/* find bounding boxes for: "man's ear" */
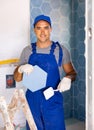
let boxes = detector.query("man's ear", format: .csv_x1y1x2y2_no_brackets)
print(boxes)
50,27,52,32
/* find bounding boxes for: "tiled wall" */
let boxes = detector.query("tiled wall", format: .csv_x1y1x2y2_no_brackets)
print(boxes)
30,0,85,121
71,0,85,121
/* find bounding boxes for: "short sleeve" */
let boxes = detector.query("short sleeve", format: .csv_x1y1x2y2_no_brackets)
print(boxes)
19,45,32,65
62,45,71,64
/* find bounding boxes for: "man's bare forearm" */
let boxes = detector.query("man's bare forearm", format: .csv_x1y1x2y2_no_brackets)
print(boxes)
66,69,77,82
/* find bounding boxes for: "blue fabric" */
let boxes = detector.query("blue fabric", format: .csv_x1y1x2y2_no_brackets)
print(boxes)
55,41,63,66
26,42,66,130
33,15,51,27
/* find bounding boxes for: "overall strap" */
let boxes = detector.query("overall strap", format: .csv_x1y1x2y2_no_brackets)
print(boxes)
50,42,56,54
31,43,36,54
55,42,63,66
31,42,63,66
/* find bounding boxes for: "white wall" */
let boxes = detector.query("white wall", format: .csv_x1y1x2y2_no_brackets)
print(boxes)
0,0,30,128
0,0,30,60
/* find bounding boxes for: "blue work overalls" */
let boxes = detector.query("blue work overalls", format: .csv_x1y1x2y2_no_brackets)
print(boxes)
26,42,66,130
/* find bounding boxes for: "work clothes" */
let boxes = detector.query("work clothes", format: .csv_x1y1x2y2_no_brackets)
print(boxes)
26,42,66,130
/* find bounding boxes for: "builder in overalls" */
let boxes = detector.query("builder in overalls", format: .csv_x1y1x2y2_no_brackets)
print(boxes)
14,15,77,130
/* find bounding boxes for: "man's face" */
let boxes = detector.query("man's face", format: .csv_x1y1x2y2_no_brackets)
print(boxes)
34,20,52,43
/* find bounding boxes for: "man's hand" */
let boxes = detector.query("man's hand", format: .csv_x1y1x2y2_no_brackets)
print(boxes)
18,64,34,75
57,77,71,92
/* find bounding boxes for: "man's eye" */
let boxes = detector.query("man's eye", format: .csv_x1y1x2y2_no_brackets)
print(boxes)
35,26,50,30
45,26,50,29
36,27,41,30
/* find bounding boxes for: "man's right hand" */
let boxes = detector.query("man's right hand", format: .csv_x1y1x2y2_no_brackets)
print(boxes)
57,77,71,92
18,64,34,75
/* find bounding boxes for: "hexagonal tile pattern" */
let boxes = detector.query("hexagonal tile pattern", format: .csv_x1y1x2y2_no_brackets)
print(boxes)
41,2,52,15
30,0,85,121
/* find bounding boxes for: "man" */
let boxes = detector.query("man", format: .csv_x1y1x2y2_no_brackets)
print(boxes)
14,14,77,130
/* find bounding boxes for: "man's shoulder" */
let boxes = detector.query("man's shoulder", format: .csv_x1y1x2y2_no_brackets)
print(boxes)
55,42,68,51
23,45,31,51
21,45,32,55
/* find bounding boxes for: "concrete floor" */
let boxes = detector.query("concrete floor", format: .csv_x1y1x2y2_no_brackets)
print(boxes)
0,118,85,130
65,118,85,130
20,118,85,130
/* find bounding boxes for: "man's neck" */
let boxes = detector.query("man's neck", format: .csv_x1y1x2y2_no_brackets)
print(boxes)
36,41,52,48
